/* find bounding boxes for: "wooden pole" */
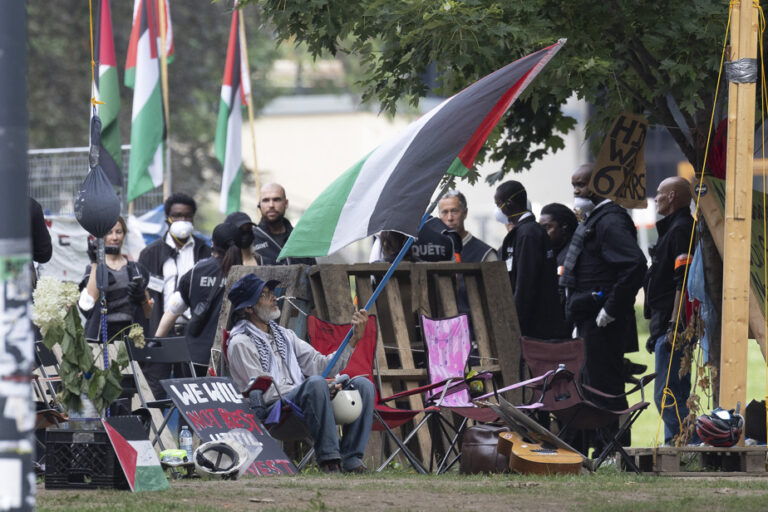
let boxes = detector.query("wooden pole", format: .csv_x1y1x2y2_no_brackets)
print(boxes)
237,3,262,217
720,0,758,425
157,0,171,198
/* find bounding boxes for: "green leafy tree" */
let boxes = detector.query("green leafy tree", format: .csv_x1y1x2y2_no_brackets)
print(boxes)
246,0,731,181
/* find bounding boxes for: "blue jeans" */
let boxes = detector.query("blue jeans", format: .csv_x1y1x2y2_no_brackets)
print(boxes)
284,375,374,470
654,334,692,443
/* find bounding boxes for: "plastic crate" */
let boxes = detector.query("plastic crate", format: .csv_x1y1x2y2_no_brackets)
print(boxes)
45,427,129,490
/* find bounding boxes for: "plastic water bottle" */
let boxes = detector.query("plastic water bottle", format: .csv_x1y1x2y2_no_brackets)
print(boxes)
179,426,194,461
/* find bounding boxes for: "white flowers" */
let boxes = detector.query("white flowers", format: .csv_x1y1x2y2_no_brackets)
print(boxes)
32,276,79,336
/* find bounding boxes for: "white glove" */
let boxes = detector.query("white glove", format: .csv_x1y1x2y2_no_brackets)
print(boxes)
595,307,615,328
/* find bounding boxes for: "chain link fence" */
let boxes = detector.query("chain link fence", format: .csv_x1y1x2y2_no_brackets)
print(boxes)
28,146,164,217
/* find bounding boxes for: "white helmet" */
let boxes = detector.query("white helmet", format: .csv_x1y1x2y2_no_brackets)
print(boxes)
332,389,362,425
194,438,255,480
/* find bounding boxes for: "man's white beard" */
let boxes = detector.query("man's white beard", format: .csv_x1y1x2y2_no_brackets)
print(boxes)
255,303,281,323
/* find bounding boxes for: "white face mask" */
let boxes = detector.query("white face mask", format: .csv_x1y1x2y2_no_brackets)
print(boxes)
169,220,194,240
494,207,510,225
573,197,595,221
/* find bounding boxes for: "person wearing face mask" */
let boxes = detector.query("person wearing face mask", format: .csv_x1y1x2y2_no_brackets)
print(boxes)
559,163,646,451
154,222,244,376
78,217,151,341
224,211,263,267
139,193,211,397
495,181,568,340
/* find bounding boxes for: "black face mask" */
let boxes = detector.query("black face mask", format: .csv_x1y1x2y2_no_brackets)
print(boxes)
105,245,120,255
237,229,255,249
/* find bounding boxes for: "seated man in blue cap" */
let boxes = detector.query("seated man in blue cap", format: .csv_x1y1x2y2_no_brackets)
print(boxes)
226,274,373,473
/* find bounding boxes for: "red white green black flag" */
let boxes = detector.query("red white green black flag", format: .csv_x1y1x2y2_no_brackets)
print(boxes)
124,0,173,202
278,40,566,260
215,8,250,214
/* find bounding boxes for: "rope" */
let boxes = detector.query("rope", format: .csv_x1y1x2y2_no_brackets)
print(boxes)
88,0,104,108
654,0,737,450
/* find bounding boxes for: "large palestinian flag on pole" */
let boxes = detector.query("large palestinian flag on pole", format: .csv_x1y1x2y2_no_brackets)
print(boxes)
103,416,169,492
92,0,122,187
215,9,250,214
124,0,170,202
278,40,566,260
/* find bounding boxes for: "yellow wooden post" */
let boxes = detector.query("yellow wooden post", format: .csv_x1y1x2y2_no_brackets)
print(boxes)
720,0,759,423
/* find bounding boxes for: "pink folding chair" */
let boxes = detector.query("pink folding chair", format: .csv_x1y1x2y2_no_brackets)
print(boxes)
420,314,551,473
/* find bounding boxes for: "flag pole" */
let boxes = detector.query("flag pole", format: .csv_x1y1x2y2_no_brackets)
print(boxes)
237,2,261,217
157,0,171,198
321,177,455,377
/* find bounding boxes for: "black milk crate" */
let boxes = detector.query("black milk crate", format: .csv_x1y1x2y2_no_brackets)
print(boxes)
45,428,129,490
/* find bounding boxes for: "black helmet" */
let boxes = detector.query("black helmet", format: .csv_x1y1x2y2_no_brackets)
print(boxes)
695,407,744,447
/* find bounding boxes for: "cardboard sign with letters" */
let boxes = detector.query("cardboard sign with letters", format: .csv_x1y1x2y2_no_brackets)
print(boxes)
590,111,648,209
161,377,297,476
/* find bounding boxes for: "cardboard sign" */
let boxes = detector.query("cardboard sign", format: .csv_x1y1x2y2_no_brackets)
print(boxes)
103,416,170,492
161,377,298,476
591,112,648,208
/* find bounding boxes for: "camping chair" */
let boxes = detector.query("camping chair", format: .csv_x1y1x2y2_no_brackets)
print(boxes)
519,336,656,472
33,341,63,412
307,315,459,474
419,314,553,473
124,336,197,450
221,328,316,471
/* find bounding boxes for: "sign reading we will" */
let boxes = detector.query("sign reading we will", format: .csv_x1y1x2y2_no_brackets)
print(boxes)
590,112,648,209
161,377,297,476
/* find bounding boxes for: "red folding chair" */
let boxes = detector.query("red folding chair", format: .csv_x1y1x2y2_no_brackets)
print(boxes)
307,315,454,473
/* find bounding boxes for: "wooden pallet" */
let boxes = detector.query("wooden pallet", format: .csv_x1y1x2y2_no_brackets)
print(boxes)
623,446,768,474
309,261,522,466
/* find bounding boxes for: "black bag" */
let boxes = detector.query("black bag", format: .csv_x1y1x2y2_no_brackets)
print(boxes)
187,276,224,338
459,424,510,474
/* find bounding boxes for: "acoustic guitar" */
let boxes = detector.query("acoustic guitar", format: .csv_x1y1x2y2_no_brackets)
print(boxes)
497,430,583,475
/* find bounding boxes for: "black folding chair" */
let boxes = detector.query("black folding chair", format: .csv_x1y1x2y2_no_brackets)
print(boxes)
125,336,197,450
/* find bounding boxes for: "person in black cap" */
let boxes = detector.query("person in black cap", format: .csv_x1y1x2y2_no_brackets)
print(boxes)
226,274,373,473
495,181,568,339
225,211,262,267
148,223,241,396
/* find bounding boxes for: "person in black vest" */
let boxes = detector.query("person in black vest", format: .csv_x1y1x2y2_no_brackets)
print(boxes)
644,176,697,444
253,183,316,266
438,190,497,262
78,217,151,341
496,181,568,340
154,223,242,378
139,193,211,397
560,163,646,411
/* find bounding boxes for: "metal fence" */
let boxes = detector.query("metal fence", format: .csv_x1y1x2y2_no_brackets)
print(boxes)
28,145,164,217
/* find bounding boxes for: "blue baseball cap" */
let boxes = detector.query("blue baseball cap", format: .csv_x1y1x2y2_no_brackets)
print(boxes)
227,274,280,312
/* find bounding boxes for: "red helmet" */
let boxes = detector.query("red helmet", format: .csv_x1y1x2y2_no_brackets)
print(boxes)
695,408,744,447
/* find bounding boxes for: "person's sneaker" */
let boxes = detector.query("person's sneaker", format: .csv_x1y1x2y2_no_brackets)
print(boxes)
318,460,341,473
343,464,368,474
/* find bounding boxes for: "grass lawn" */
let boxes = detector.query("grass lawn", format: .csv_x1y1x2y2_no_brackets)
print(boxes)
626,305,767,447
35,470,768,512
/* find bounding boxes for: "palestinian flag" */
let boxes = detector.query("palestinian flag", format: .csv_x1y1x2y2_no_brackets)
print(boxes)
279,40,565,260
125,0,174,87
92,0,122,187
215,9,250,214
103,416,169,492
125,0,167,202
